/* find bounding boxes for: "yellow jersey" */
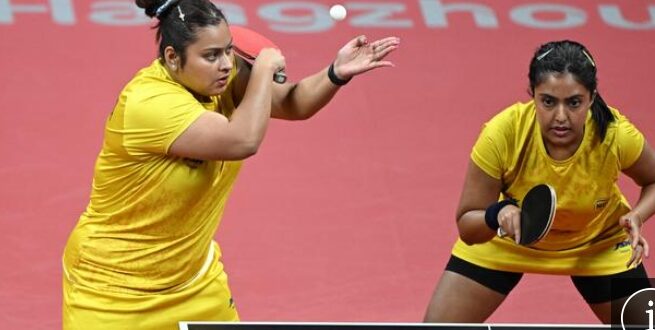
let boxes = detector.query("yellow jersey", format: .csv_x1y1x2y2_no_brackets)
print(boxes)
63,59,241,294
453,100,644,275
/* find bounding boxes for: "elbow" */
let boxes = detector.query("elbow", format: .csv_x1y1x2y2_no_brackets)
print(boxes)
212,139,261,161
293,114,313,121
283,109,314,121
455,216,481,246
220,146,258,161
243,145,260,158
229,128,266,159
295,110,316,121
458,230,485,245
235,141,260,159
459,235,478,246
457,227,476,245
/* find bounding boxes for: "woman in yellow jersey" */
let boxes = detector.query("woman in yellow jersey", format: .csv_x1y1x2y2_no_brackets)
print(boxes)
61,0,399,328
424,40,655,324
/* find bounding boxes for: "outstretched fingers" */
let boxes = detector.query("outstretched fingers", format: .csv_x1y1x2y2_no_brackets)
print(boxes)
626,236,649,268
370,38,400,58
370,37,400,50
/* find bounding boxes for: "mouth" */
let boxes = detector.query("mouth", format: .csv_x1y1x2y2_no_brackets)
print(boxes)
551,126,571,137
215,76,229,86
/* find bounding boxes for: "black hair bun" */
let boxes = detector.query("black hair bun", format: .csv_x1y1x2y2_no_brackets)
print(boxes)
135,0,163,18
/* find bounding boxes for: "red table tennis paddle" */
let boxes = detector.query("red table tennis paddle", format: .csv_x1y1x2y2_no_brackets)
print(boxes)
230,25,287,84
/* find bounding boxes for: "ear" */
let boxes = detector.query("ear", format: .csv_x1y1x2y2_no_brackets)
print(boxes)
163,46,179,70
590,90,597,104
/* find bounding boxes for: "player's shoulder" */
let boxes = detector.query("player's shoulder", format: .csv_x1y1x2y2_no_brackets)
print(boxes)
125,60,193,105
485,100,535,129
501,100,534,118
602,105,636,135
606,105,624,121
130,59,178,88
601,105,644,146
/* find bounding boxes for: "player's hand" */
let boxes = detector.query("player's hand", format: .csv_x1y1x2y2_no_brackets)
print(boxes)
254,48,286,74
497,204,522,244
332,35,400,81
619,211,650,268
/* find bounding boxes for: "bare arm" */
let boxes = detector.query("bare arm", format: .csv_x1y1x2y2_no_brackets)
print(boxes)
271,35,400,120
269,67,339,120
620,142,655,266
169,49,285,161
623,142,655,223
456,161,505,245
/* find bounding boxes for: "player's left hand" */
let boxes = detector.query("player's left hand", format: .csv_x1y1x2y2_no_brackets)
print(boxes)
332,35,400,81
619,211,650,268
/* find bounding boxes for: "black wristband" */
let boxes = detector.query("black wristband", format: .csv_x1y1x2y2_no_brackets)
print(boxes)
484,198,518,230
328,63,351,86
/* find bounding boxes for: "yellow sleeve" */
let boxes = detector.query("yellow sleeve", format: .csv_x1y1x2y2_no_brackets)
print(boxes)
122,84,206,157
615,113,645,169
470,106,516,180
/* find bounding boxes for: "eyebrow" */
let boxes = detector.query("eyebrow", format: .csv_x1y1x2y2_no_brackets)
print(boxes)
538,93,585,100
202,38,234,52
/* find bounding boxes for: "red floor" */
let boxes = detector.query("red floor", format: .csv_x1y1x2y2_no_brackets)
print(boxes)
1,1,654,328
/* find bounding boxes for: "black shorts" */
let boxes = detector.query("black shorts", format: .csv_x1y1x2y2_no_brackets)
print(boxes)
445,255,651,303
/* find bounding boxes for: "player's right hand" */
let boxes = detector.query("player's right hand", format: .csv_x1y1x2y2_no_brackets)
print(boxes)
255,48,286,75
497,204,522,244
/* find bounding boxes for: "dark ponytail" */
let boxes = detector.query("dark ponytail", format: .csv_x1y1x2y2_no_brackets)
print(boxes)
528,40,615,141
590,92,613,141
134,0,226,67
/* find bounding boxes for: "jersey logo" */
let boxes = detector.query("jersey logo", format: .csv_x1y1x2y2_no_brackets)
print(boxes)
183,158,204,168
594,198,609,210
614,240,631,251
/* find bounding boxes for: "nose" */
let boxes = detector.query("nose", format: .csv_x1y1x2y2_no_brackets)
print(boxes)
219,53,233,72
554,104,567,123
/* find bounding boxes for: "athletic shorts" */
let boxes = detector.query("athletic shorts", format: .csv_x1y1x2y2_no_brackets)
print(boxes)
445,254,651,303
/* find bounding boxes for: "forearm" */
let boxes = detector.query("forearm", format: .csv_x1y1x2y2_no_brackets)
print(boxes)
457,210,497,245
632,183,655,224
230,65,276,148
274,67,341,120
167,63,280,161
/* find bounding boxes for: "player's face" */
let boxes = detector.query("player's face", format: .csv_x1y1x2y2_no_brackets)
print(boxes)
177,22,234,97
534,72,593,157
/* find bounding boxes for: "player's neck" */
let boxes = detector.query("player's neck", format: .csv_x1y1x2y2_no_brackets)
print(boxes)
543,134,584,161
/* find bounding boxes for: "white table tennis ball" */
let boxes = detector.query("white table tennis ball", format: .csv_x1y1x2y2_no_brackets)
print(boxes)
329,4,347,21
